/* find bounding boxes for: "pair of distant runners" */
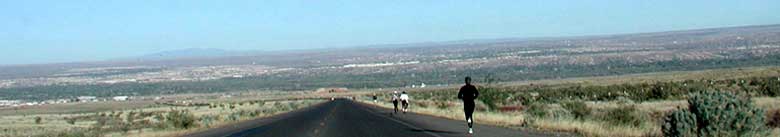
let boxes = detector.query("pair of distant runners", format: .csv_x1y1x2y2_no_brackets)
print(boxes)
391,90,410,113
389,77,479,134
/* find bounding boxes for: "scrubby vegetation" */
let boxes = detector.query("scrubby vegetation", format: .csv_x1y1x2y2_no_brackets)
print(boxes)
34,116,42,124
166,110,198,129
768,109,780,128
0,99,322,137
366,72,780,137
663,92,767,137
561,101,590,120
662,108,697,136
601,104,644,127
406,75,780,110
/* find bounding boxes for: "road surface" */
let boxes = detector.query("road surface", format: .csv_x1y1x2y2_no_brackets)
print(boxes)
189,99,570,137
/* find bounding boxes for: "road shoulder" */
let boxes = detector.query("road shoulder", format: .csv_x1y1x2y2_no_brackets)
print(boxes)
355,101,574,137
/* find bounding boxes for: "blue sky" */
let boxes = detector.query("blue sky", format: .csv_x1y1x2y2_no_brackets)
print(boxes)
1,0,778,65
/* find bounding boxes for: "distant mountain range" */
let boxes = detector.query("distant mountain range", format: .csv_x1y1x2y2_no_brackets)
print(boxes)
123,48,268,61
1,24,778,80
144,48,233,59
124,24,780,62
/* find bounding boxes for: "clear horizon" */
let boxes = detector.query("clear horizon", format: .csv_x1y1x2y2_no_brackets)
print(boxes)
2,0,779,65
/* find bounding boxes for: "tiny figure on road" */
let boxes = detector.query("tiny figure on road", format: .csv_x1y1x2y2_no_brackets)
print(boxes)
458,76,479,134
392,91,400,113
400,91,410,113
372,94,378,103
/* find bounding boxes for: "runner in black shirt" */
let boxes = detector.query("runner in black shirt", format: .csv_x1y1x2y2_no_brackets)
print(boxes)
457,76,479,134
391,91,400,113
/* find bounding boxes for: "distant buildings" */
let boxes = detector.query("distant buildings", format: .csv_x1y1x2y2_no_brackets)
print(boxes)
77,96,97,102
55,99,70,104
342,61,420,68
0,65,274,89
113,96,129,101
0,99,76,107
0,100,21,107
0,96,138,108
409,83,427,88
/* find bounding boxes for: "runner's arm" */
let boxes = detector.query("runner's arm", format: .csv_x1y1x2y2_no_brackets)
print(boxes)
457,87,464,99
473,86,479,100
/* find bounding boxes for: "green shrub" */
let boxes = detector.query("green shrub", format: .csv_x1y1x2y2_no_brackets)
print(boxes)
126,111,136,123
602,105,643,127
231,113,241,121
94,116,109,127
760,78,780,97
250,110,260,117
152,114,168,130
767,109,780,128
561,101,590,120
114,111,123,118
650,84,671,100
153,113,165,122
119,123,132,133
614,97,635,105
662,91,767,137
200,115,214,127
525,103,547,118
256,101,266,106
166,110,198,129
34,116,42,124
435,101,450,109
516,92,535,106
662,108,697,137
65,117,77,125
288,102,300,109
478,87,509,110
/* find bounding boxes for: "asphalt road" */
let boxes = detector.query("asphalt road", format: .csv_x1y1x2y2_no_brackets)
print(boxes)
189,99,570,137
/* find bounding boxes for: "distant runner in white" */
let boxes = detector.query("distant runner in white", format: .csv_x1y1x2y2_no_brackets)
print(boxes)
400,91,410,113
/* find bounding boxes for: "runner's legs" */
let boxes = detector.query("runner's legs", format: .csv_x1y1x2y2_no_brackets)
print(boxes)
392,100,399,113
402,100,409,112
464,101,475,128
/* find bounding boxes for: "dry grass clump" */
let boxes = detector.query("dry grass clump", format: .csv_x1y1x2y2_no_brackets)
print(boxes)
529,117,654,137
523,100,657,137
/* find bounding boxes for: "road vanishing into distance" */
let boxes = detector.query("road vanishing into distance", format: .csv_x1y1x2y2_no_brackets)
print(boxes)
189,99,569,137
